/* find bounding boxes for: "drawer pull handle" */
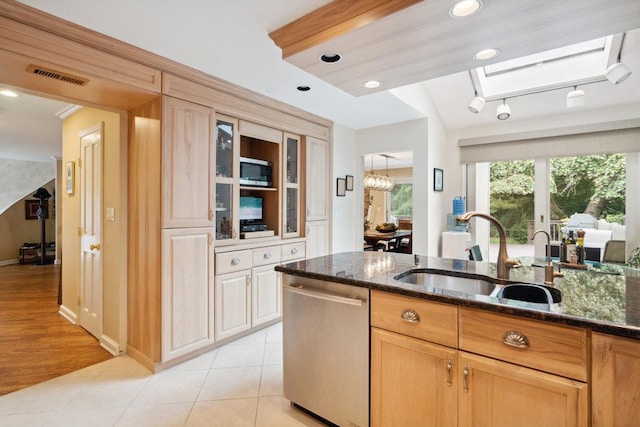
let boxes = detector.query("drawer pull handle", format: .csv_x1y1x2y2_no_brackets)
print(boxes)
400,309,420,323
264,252,272,259
446,359,453,386
231,257,241,265
502,331,530,349
463,366,469,393
291,247,297,254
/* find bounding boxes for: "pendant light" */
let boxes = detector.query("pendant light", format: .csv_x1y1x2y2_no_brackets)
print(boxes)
364,154,395,192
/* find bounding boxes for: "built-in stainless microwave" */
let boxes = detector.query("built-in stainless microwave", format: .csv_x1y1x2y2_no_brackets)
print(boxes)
239,157,272,187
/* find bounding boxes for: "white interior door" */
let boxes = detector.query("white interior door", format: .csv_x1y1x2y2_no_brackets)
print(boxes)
79,123,103,339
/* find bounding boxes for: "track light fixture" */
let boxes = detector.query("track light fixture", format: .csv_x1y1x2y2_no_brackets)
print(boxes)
467,70,485,113
496,99,510,120
566,86,585,108
605,62,632,85
605,32,632,85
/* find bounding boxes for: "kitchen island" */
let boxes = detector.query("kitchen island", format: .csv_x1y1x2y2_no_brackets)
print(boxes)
276,251,640,427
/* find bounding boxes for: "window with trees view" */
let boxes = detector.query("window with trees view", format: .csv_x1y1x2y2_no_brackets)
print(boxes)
389,179,412,219
489,154,626,246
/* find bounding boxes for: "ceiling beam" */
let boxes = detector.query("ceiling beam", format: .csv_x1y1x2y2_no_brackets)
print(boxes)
269,0,422,58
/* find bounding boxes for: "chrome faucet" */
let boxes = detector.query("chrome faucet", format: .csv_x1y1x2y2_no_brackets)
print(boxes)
457,211,521,280
531,229,564,286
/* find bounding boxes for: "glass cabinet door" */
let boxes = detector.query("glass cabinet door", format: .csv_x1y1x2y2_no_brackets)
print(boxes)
215,115,239,244
283,134,300,238
215,183,234,241
216,119,234,180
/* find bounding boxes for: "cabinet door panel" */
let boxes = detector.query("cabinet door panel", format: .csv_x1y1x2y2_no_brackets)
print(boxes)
305,221,328,259
215,271,251,340
162,96,213,228
251,264,281,326
592,333,640,427
459,352,588,427
305,136,328,221
161,228,214,361
371,328,457,427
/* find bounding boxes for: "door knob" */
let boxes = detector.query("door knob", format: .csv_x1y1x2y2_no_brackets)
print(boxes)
90,243,101,251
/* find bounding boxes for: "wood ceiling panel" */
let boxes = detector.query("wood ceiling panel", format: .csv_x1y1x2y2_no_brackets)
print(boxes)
277,0,640,96
268,0,422,58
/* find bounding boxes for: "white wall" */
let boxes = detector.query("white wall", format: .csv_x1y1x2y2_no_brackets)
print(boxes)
331,124,358,253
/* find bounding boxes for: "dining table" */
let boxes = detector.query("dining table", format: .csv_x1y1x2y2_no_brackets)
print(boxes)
363,230,412,250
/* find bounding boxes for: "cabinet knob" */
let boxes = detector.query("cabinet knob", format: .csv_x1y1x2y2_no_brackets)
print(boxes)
89,243,101,251
400,309,420,323
291,247,297,254
264,252,272,259
502,331,530,349
446,359,453,387
231,257,240,265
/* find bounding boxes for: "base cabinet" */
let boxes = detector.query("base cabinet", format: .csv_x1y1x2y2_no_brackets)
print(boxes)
592,333,640,427
161,228,215,361
251,264,281,327
371,291,589,427
371,328,457,427
459,352,588,427
214,270,252,341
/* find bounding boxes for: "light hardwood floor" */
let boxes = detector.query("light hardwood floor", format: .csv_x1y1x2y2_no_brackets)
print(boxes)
0,263,112,396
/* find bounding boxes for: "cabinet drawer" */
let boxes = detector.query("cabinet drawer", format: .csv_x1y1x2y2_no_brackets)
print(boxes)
371,290,457,348
252,246,282,267
216,250,252,274
281,242,305,261
459,308,588,381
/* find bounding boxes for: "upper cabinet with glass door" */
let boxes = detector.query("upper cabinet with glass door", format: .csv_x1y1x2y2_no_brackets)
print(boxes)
214,114,239,245
283,133,301,238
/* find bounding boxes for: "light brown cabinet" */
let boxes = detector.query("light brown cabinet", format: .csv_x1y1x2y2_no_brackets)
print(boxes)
371,291,589,427
592,332,640,427
162,96,214,228
371,327,457,427
459,351,588,426
161,227,215,361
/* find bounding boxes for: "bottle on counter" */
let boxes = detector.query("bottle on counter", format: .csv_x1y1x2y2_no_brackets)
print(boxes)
560,235,567,263
577,229,586,264
567,231,577,264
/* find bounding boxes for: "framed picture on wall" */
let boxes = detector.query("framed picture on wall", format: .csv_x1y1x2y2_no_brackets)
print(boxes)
66,161,75,195
337,178,346,196
434,168,443,192
25,199,48,220
346,175,354,191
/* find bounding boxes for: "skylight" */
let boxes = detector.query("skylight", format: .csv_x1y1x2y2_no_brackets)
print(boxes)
473,35,622,101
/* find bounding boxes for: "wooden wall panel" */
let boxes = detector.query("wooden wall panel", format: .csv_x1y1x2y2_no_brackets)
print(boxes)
127,97,163,363
0,16,160,93
163,73,330,140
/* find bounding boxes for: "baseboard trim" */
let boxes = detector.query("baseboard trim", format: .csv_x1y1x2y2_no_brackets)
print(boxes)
100,334,120,356
0,259,19,267
126,345,156,373
58,304,77,324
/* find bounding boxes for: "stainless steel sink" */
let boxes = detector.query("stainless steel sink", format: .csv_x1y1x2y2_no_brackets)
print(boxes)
394,270,562,311
394,271,497,296
496,283,562,305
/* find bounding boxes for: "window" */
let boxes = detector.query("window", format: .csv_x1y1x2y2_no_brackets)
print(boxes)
387,177,412,221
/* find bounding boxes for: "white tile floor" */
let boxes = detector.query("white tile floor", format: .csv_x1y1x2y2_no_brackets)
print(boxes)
0,323,326,427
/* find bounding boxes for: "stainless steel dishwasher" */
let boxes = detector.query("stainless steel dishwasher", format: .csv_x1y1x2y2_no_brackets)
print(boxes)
283,274,369,427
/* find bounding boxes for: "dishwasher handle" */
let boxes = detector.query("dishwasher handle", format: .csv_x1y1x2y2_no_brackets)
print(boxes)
284,284,363,306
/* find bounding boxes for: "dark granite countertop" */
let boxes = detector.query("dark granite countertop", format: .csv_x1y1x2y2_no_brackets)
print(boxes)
275,251,640,340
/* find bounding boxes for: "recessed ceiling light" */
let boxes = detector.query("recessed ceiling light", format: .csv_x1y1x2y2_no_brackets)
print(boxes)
0,89,18,97
473,48,500,61
296,86,311,92
364,80,381,89
320,52,342,63
449,0,482,18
